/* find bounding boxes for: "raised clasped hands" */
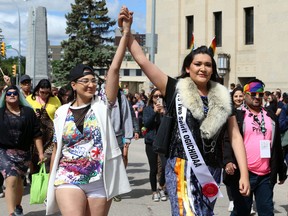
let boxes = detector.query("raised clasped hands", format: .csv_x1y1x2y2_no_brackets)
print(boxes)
118,6,133,34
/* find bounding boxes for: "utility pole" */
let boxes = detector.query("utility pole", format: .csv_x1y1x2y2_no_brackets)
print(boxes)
149,0,156,90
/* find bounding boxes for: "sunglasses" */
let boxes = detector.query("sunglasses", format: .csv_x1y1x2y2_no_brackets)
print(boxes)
6,91,19,96
153,94,163,99
246,92,264,98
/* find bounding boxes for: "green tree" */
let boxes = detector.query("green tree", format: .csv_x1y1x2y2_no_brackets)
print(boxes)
0,56,26,86
52,0,116,87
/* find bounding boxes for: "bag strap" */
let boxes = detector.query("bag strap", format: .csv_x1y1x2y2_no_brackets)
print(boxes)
166,90,177,116
117,89,123,130
39,163,47,175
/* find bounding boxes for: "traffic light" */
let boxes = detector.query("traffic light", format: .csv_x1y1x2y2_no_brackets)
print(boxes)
12,64,17,76
0,42,5,57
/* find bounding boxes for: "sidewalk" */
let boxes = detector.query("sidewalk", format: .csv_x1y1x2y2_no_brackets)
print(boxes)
0,138,287,215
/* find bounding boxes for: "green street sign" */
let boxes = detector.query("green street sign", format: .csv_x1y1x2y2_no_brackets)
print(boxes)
6,45,12,49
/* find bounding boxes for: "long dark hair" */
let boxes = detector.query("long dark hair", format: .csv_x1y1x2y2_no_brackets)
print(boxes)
177,46,219,82
231,86,243,107
147,88,160,106
31,79,53,100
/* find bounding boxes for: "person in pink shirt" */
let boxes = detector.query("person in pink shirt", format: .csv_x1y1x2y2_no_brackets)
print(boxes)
224,78,287,216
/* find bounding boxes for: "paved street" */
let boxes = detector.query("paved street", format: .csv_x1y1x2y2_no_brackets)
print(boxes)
1,138,288,215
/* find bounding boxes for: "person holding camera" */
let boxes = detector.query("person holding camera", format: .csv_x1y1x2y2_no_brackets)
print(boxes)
143,88,167,202
26,79,61,174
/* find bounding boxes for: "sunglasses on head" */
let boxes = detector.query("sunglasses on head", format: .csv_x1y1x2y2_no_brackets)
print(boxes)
153,94,163,99
246,92,264,98
6,91,19,96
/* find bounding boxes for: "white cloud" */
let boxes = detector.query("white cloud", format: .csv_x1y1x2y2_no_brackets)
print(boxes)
46,13,67,45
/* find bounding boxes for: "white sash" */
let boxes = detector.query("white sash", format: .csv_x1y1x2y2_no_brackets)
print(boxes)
175,93,222,202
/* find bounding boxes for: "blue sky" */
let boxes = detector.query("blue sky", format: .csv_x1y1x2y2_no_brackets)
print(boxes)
0,0,146,57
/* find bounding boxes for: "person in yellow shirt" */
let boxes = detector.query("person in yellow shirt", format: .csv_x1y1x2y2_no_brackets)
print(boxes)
26,79,61,174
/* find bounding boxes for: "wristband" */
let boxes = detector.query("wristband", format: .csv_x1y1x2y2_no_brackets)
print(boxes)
118,27,124,33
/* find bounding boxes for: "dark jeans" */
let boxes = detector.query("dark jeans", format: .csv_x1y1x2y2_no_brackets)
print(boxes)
145,143,167,192
225,185,233,201
230,172,274,216
0,173,3,188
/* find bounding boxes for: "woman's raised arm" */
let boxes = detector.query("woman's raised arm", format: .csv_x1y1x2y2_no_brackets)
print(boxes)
105,6,133,104
124,11,168,96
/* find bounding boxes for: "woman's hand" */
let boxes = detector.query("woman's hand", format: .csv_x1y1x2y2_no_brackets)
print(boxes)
238,175,250,197
225,162,237,175
154,103,164,113
35,108,42,118
3,75,11,86
38,153,46,164
34,137,45,164
118,6,133,33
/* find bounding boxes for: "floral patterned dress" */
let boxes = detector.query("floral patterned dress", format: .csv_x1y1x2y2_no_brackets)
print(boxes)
54,108,104,185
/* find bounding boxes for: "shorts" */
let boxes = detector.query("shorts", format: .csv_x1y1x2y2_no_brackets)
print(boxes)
55,179,106,198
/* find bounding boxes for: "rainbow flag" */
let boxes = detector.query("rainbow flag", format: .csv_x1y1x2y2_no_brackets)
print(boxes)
209,37,216,56
189,34,194,50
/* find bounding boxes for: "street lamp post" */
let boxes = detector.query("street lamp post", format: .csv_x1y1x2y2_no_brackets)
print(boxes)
17,5,21,81
11,0,22,85
32,7,36,88
217,53,231,84
149,0,156,91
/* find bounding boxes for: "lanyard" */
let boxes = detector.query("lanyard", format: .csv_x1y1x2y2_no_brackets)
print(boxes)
176,94,222,202
244,104,267,137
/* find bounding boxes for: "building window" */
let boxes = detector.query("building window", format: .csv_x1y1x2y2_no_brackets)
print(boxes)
124,69,129,76
97,69,106,76
214,12,222,47
245,7,254,45
136,69,142,76
186,16,194,49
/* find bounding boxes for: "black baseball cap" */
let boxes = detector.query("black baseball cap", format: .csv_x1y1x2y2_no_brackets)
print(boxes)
20,74,31,83
69,64,95,82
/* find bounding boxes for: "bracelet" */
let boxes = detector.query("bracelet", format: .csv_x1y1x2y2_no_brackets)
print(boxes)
122,32,131,37
118,27,124,33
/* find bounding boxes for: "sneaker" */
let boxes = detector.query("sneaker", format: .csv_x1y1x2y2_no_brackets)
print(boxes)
14,205,23,216
113,195,122,202
158,189,167,201
152,192,160,202
44,198,47,206
0,186,4,198
250,204,256,215
228,201,234,212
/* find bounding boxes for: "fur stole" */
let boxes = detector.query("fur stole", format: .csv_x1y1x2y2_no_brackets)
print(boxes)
176,77,232,139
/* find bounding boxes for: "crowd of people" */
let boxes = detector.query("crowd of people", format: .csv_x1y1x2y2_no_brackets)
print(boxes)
0,5,287,216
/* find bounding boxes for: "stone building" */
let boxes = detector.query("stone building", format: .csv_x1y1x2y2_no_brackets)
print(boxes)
146,0,288,92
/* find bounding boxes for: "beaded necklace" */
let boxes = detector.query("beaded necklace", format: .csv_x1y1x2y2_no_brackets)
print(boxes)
244,104,267,137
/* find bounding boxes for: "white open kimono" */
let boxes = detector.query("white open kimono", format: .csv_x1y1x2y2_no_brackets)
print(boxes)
46,97,131,215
